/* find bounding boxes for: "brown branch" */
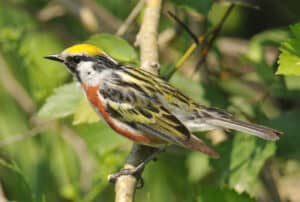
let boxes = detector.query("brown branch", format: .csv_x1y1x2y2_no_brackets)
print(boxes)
0,182,7,202
195,3,235,72
111,0,162,202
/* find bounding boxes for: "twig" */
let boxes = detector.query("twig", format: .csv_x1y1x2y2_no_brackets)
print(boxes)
0,182,7,202
112,0,162,201
116,0,146,37
195,4,235,72
260,160,282,202
167,11,199,45
170,3,234,77
37,2,66,21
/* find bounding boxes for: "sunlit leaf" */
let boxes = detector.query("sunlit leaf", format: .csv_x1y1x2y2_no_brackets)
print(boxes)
0,159,33,202
211,135,275,194
169,72,207,104
228,135,275,193
186,152,211,182
197,186,255,202
73,98,99,125
19,32,69,101
86,34,139,64
277,23,300,75
38,83,82,119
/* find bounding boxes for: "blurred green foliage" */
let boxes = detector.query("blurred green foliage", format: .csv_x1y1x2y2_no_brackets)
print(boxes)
0,0,300,202
277,24,300,75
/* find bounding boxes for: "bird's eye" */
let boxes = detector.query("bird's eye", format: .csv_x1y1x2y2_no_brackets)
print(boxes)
72,56,81,64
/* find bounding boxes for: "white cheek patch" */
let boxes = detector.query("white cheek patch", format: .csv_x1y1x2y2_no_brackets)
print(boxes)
77,61,98,85
77,61,94,73
77,61,114,86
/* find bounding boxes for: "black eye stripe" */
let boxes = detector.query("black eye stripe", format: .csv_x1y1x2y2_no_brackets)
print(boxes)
73,56,81,63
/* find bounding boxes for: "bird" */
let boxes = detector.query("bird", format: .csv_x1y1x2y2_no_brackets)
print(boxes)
45,44,282,159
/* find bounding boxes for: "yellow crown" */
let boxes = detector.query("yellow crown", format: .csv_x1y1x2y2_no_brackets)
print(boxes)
63,44,103,56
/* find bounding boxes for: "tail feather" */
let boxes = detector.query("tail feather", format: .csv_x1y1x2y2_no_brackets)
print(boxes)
206,118,283,141
182,135,220,158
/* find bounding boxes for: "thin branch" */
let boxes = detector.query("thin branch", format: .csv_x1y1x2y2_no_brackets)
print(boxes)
0,182,7,202
112,0,162,201
167,11,199,45
260,160,282,202
195,4,235,72
116,0,146,37
37,2,66,21
172,4,235,76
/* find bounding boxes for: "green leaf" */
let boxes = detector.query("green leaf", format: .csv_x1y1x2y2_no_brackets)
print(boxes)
229,136,275,193
169,72,207,104
197,186,256,202
19,32,69,101
159,64,176,80
73,98,99,125
0,159,34,202
38,83,82,119
86,34,139,64
0,86,28,136
137,153,194,202
267,109,300,159
186,152,211,182
277,23,300,75
74,123,127,157
211,135,275,194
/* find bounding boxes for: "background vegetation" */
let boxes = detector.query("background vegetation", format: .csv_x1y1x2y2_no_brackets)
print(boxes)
0,0,300,201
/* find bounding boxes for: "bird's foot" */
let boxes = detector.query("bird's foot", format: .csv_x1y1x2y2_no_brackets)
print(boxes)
108,147,166,188
108,165,145,188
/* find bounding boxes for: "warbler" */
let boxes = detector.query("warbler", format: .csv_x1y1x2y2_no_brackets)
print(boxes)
45,44,282,158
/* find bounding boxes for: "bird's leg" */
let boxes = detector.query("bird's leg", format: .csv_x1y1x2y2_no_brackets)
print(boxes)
108,147,166,188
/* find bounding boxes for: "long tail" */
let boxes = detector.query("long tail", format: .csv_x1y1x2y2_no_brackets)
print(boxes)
205,118,282,141
182,135,220,158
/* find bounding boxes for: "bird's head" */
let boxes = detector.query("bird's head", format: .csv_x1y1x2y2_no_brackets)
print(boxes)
45,44,118,82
